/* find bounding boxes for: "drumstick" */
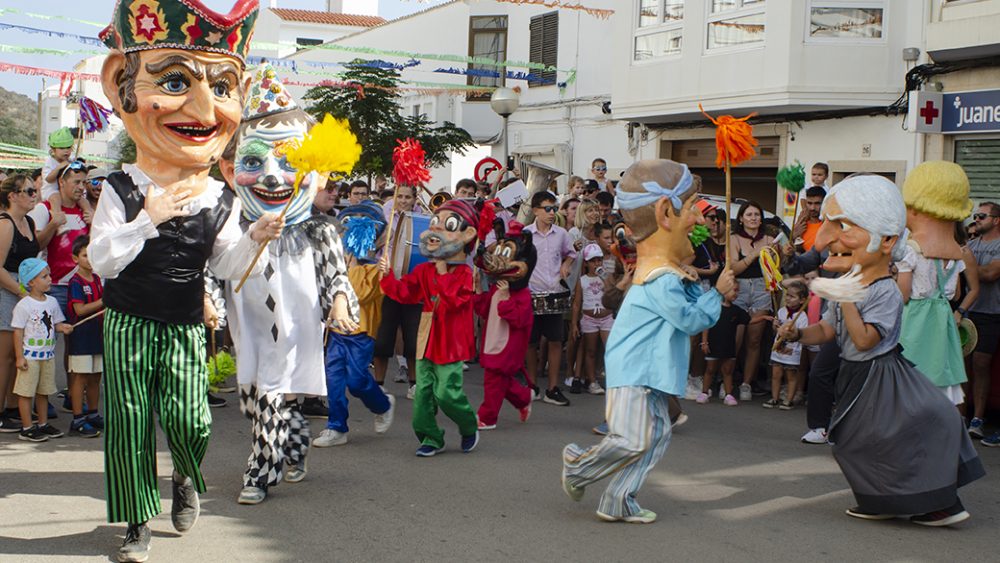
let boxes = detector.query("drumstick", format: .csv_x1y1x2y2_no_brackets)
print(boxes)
71,309,105,328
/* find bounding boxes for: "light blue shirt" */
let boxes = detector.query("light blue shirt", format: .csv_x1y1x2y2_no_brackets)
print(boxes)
606,271,722,395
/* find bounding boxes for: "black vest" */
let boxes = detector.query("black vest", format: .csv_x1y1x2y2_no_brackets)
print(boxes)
103,171,234,325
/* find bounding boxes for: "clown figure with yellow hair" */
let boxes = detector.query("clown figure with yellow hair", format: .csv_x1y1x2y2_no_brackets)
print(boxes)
217,64,359,506
897,161,979,404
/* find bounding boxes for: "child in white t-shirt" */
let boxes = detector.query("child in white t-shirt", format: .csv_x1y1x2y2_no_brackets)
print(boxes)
11,258,73,442
766,281,809,410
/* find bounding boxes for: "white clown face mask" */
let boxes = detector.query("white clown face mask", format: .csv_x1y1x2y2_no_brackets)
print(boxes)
233,119,316,225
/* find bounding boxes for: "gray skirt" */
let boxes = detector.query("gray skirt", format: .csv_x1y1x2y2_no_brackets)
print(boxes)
830,347,985,515
0,272,20,331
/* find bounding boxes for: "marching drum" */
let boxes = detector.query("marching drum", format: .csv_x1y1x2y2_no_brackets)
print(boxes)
389,211,432,277
531,291,572,315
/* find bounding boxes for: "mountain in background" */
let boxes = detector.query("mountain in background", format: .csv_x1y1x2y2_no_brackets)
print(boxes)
0,86,39,148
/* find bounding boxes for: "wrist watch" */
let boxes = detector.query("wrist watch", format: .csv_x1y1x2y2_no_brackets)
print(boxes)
958,307,968,318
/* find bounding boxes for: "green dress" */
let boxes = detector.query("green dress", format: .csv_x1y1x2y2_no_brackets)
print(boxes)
899,258,967,388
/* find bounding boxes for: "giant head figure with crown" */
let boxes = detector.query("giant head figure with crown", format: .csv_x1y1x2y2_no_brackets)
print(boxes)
99,0,259,190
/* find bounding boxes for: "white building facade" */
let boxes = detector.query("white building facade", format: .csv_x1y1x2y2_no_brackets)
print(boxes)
614,0,926,219
291,0,627,194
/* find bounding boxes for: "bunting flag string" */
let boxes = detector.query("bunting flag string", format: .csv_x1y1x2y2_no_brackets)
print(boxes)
0,60,498,97
0,23,104,46
0,21,577,80
0,43,105,57
0,8,104,28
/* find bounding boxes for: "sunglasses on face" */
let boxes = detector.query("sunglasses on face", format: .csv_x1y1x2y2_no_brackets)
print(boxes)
88,178,104,188
973,213,998,220
535,205,558,213
15,188,38,196
706,214,718,221
59,160,87,179
593,166,607,172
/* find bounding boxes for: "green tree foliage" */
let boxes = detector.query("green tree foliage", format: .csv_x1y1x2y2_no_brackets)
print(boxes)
303,60,474,180
0,86,40,148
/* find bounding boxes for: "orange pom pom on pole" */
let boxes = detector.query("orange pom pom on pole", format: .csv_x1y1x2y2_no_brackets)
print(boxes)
699,103,758,268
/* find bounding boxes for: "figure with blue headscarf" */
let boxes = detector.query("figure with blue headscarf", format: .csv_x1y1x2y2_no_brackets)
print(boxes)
561,160,736,524
314,201,396,448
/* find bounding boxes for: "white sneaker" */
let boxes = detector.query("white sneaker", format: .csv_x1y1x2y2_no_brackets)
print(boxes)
393,365,407,383
801,428,828,444
587,382,605,395
406,384,415,400
739,383,752,402
718,385,725,400
313,429,348,447
532,387,542,401
563,377,574,387
671,413,688,428
374,394,395,434
238,486,266,505
463,362,470,371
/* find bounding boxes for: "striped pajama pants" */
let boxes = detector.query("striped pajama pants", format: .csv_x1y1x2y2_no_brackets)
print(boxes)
563,386,672,518
103,309,211,524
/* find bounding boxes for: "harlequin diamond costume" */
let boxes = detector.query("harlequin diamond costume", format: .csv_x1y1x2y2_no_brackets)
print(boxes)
474,220,536,429
223,64,358,505
90,1,269,561
379,199,482,456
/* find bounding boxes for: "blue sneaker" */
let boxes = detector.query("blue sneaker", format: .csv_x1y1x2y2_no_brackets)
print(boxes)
461,431,480,453
592,421,608,436
415,445,444,457
968,417,985,439
86,412,104,430
70,418,100,438
982,432,1000,447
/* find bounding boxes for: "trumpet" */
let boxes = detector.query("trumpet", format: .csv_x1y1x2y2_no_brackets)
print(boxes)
418,185,453,211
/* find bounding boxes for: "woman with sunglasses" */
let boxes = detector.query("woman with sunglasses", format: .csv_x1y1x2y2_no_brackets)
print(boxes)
0,175,41,432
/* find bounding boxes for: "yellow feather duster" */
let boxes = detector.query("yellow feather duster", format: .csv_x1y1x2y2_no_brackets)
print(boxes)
286,114,362,188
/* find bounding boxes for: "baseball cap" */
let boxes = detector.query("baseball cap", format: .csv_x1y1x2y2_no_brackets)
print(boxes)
87,168,109,181
695,200,718,216
583,243,603,261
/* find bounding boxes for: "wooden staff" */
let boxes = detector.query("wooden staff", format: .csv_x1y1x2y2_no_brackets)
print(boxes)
234,176,303,293
71,309,105,328
773,308,806,351
381,187,402,274
724,156,733,269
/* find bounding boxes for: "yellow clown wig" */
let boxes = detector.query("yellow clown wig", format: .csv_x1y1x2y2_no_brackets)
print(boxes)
902,161,973,222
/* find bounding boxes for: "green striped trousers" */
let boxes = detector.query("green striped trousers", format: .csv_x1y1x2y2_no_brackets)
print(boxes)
103,309,211,524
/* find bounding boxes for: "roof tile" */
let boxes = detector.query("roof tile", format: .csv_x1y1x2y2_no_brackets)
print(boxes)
270,8,385,27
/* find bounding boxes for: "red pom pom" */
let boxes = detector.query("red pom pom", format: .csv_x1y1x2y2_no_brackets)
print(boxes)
477,199,498,242
392,138,432,187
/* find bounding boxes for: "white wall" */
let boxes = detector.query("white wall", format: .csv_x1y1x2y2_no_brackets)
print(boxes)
613,0,922,121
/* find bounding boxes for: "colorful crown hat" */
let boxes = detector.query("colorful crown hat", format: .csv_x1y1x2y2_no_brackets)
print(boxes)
99,0,259,65
243,63,297,121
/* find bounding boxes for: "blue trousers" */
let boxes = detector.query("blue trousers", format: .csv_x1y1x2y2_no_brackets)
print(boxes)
325,333,391,433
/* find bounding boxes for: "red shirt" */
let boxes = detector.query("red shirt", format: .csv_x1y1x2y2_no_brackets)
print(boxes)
40,202,89,285
380,262,474,365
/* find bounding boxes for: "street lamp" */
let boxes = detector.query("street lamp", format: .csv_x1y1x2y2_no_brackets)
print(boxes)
490,87,520,179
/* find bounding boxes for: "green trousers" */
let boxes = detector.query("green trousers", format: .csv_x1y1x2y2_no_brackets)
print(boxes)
412,359,478,448
103,309,211,524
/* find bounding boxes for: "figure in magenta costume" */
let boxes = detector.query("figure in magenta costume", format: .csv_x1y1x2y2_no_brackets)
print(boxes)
89,1,283,561
474,219,536,429
217,63,360,506
777,174,984,526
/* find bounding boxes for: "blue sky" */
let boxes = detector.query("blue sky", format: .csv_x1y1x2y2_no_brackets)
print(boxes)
0,0,448,98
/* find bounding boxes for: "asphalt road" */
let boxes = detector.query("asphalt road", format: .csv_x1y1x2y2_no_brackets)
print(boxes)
1,369,997,563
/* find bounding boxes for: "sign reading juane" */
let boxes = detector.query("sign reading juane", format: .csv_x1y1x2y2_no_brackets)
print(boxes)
914,89,1000,134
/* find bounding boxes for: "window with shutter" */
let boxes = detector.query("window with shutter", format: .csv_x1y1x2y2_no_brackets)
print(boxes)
467,16,508,101
529,12,558,87
955,139,1000,203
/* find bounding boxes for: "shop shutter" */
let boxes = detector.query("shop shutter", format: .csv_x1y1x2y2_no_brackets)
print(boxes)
955,139,1000,202
529,12,558,87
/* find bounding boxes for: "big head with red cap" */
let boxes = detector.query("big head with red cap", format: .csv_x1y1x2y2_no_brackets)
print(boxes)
419,198,480,262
